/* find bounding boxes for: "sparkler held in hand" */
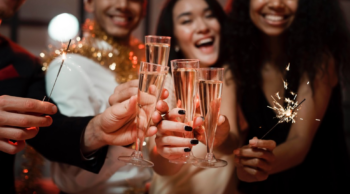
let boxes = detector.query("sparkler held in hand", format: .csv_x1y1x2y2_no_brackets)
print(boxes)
44,39,72,102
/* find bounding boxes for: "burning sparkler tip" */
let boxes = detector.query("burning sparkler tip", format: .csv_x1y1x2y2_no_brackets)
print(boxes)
286,63,290,71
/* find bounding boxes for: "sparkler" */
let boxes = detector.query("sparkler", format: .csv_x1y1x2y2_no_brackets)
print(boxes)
43,39,72,102
260,63,306,139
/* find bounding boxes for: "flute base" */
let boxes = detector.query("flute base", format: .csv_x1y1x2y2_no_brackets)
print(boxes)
192,154,227,168
169,151,198,164
118,151,154,168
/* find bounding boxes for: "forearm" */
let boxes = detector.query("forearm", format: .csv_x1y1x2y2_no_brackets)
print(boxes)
269,136,310,174
214,132,239,155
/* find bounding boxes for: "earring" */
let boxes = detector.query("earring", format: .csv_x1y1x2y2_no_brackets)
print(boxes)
175,45,180,52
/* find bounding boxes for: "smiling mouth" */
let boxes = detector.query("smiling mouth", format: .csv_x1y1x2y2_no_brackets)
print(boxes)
110,15,132,26
262,14,290,23
195,37,214,49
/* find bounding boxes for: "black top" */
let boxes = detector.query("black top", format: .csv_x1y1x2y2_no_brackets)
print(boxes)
238,74,350,193
0,35,108,194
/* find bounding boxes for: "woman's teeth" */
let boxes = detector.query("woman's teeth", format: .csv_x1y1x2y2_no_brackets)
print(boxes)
196,38,214,47
265,15,285,21
112,16,128,22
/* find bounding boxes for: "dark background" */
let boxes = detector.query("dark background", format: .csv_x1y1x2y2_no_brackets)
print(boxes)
0,0,349,193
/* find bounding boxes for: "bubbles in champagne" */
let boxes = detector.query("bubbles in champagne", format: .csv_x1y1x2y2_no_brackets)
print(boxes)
173,68,198,123
198,80,223,153
145,43,170,66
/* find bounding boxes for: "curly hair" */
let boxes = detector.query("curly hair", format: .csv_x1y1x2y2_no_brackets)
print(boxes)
155,0,229,67
226,0,350,94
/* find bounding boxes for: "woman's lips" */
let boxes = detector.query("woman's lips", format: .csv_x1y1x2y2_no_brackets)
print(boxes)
198,44,215,54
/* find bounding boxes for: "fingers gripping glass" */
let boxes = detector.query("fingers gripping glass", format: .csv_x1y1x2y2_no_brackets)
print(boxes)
118,62,169,167
192,68,227,168
169,59,200,164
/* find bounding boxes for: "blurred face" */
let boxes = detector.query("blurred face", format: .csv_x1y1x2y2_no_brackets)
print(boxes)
0,0,26,19
250,0,298,36
173,0,221,67
85,0,144,38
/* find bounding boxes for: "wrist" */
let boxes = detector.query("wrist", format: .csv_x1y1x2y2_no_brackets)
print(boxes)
81,114,106,154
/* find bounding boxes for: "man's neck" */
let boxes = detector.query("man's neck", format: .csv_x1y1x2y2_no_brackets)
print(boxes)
112,35,131,46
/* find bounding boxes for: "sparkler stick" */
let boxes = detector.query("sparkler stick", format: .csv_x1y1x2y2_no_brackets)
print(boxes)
261,98,306,139
44,39,72,102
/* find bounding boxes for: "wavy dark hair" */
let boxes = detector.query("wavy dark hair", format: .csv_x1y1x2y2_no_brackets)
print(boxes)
155,0,229,67
226,0,350,94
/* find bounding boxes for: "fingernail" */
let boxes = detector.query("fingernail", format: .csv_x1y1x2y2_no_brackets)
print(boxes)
184,126,193,131
190,139,199,144
201,116,205,121
249,138,257,146
178,110,186,115
184,148,191,152
233,149,240,155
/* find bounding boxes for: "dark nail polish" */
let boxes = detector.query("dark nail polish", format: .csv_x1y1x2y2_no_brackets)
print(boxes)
201,116,205,121
190,139,199,144
184,126,193,131
178,110,186,115
184,148,191,152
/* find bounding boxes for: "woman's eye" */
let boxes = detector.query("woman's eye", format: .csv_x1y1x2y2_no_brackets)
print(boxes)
205,14,215,18
181,20,191,24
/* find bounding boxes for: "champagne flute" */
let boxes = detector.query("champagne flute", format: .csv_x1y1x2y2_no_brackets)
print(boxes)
169,59,200,164
192,68,227,168
145,35,171,66
118,62,169,167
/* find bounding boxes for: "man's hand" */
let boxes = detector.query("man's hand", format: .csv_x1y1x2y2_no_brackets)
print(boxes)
0,95,57,154
234,137,276,182
82,80,169,153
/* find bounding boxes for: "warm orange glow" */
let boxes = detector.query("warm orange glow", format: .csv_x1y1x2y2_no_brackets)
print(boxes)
23,169,28,173
138,44,145,49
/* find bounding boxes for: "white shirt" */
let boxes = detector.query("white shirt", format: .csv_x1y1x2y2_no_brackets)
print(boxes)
46,51,155,194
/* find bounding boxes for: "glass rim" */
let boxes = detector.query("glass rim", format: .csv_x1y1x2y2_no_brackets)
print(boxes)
197,67,224,71
171,59,199,63
145,35,171,40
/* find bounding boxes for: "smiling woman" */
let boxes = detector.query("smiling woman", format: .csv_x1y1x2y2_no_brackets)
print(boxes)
147,0,245,194
227,0,350,193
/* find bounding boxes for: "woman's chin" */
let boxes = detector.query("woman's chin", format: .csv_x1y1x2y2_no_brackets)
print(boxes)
198,58,218,67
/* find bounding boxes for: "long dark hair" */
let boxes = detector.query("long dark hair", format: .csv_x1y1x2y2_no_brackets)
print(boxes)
226,0,350,93
156,0,229,67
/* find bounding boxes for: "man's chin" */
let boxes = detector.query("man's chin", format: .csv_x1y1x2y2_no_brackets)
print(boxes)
105,28,131,39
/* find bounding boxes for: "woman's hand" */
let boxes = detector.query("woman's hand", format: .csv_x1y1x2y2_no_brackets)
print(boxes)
234,137,276,182
194,114,230,149
154,108,203,160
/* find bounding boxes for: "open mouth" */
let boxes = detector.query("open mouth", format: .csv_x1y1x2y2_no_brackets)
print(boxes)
195,37,214,49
